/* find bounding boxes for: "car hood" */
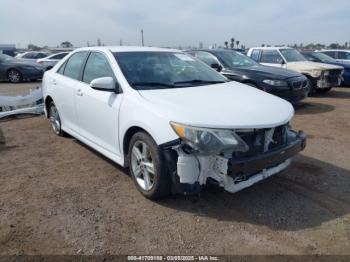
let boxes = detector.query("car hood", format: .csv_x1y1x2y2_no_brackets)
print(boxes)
287,61,344,71
224,65,301,80
138,82,294,129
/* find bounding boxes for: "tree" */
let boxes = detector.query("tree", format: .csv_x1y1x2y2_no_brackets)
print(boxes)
236,40,240,49
224,41,229,48
60,41,73,48
230,38,235,48
27,43,40,51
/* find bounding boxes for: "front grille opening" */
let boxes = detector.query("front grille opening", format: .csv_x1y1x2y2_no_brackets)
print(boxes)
234,125,288,159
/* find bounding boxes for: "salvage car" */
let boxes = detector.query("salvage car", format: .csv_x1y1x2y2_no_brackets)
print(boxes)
0,54,44,83
186,49,309,104
37,52,70,71
247,47,344,93
301,51,350,86
42,46,306,199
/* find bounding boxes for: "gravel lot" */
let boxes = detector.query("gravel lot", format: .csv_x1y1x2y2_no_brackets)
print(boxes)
0,82,350,255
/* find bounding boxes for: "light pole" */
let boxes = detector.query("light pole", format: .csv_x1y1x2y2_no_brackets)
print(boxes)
141,29,144,46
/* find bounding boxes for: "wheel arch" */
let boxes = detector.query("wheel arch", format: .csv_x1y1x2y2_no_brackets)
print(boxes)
122,126,154,166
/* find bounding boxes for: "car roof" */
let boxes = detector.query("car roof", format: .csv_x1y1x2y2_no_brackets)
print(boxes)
249,46,292,50
319,49,350,52
74,46,180,53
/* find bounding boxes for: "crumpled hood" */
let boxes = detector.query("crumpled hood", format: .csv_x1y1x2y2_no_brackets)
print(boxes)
287,61,344,72
138,82,294,129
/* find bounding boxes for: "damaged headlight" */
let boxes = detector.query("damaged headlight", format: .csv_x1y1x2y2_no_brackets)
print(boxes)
170,122,249,154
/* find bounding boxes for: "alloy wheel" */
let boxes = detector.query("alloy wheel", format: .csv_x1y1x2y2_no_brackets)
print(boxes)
49,105,61,135
131,141,155,191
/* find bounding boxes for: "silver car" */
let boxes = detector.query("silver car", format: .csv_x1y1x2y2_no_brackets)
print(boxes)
36,52,69,70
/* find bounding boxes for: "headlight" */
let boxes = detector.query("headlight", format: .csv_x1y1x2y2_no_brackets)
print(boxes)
311,70,322,78
262,80,288,86
170,122,249,154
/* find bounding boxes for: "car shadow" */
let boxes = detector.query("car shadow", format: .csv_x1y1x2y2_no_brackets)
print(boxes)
312,88,350,99
294,102,335,115
156,154,350,231
71,138,350,232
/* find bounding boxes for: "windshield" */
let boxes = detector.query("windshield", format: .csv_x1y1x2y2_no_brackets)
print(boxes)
280,49,307,62
312,52,336,63
113,52,226,90
214,50,257,67
0,54,15,62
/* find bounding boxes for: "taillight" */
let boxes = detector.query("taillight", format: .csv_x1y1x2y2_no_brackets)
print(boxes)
37,60,43,64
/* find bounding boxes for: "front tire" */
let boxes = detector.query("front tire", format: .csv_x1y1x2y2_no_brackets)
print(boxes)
7,69,22,83
128,132,171,199
48,102,64,136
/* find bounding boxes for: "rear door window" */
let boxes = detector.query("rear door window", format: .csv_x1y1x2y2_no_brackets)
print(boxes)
338,51,350,60
62,52,88,80
250,49,261,61
260,50,284,64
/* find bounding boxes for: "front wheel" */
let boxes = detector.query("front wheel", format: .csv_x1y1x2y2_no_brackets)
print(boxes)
128,132,171,199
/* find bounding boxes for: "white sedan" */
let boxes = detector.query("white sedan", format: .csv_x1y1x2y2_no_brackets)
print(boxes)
42,46,306,199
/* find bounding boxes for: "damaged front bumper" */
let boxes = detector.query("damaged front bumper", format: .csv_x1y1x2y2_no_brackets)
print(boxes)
0,88,44,119
163,129,306,195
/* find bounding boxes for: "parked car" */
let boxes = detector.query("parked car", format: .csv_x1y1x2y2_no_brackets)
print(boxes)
186,49,309,104
0,54,44,83
15,51,50,61
301,51,350,86
318,50,350,62
42,46,306,199
247,47,344,93
37,52,70,71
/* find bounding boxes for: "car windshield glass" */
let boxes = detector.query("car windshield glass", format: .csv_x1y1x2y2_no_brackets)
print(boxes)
215,50,257,67
113,52,226,90
0,54,14,62
280,49,307,62
312,52,336,63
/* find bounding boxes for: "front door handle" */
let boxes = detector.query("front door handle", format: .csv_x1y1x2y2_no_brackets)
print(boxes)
76,89,83,96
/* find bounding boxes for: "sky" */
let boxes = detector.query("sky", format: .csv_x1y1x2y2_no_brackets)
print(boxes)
1,0,349,48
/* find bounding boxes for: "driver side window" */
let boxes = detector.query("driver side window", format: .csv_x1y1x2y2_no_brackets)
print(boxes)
260,50,284,64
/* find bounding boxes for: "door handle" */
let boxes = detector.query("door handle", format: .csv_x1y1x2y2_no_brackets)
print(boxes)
52,79,57,85
76,89,83,96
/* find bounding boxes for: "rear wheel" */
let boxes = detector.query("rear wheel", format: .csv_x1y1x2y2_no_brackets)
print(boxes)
48,102,63,136
7,69,22,83
128,132,171,199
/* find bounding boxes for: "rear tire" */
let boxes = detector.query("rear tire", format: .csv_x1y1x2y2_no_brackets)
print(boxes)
128,132,171,199
48,102,64,136
7,69,22,83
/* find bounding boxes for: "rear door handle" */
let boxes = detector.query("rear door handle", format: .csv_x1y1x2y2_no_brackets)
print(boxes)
52,79,57,85
76,89,83,96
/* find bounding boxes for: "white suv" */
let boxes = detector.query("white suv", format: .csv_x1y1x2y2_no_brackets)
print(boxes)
42,46,306,199
247,47,344,93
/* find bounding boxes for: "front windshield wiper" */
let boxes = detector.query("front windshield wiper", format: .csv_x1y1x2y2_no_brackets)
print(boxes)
130,81,175,89
173,79,226,86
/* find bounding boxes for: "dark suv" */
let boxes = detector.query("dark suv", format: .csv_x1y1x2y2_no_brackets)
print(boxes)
186,49,309,104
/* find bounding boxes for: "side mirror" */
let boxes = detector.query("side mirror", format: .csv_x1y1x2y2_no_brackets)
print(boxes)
90,77,119,93
210,63,223,72
280,60,286,65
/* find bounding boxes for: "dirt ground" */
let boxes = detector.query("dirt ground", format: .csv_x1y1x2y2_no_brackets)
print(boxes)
0,82,349,255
